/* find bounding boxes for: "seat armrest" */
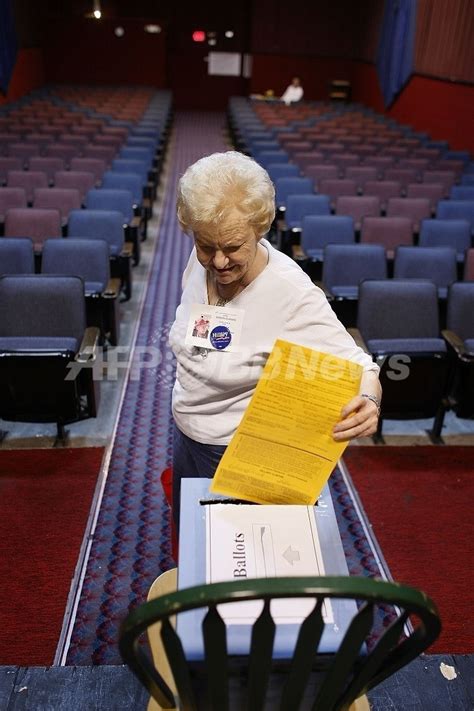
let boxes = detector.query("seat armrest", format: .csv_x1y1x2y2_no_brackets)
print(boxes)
292,244,307,260
348,328,370,353
442,329,472,361
314,280,333,300
121,242,134,259
103,277,121,299
130,215,141,229
76,327,100,362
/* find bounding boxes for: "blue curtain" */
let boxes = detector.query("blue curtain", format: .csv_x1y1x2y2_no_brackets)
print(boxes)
0,0,18,95
376,0,418,108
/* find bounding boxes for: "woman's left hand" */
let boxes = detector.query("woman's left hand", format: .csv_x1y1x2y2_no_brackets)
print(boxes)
332,395,379,441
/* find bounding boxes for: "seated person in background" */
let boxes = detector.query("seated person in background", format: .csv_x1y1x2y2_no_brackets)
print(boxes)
281,77,304,105
169,151,381,526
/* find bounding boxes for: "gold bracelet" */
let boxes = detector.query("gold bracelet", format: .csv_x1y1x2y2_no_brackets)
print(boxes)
361,393,381,416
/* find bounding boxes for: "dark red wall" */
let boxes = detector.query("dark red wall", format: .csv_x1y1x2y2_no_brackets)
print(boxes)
351,61,474,154
44,18,166,87
0,48,44,105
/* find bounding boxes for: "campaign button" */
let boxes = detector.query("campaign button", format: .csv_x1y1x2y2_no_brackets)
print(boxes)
210,325,232,350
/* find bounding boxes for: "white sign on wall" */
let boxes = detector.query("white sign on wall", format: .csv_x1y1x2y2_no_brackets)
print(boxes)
208,52,241,76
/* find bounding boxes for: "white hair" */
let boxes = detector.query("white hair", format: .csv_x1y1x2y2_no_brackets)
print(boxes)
177,151,275,237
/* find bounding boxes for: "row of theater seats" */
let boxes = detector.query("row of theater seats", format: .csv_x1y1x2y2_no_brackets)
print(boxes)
227,97,474,438
0,86,172,440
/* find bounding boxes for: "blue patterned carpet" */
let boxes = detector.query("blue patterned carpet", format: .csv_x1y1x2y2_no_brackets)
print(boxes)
66,112,385,665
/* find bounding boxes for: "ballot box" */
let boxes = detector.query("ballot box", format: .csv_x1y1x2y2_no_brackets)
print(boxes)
177,477,357,661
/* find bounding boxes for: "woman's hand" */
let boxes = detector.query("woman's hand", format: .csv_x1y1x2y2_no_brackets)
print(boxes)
332,394,379,441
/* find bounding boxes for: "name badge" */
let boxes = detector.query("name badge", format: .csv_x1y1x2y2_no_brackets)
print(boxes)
185,303,244,353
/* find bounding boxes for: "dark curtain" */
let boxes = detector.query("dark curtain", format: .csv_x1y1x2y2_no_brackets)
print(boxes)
0,0,18,94
376,0,418,107
415,0,474,83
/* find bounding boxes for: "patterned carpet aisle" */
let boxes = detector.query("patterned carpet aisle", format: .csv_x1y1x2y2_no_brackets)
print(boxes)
66,113,385,665
66,112,229,664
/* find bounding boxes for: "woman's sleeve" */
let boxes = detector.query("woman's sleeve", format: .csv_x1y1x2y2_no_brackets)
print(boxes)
281,284,379,373
181,247,197,290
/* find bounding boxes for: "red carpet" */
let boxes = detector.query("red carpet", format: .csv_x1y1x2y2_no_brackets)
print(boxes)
344,446,474,654
0,447,104,665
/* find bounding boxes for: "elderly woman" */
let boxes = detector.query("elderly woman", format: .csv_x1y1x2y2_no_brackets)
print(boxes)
169,151,381,524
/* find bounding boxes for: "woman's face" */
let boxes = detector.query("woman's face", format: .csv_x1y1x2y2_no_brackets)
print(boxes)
194,213,260,286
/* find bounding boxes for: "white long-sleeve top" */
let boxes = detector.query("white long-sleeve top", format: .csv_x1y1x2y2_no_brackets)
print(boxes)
281,85,304,105
169,240,378,445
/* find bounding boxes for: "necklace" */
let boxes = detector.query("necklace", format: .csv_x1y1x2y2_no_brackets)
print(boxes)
215,296,228,307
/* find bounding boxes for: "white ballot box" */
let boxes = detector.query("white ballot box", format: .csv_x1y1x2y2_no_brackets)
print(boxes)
178,478,357,661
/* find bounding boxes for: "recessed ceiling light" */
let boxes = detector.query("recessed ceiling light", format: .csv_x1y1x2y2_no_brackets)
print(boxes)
225,31,234,38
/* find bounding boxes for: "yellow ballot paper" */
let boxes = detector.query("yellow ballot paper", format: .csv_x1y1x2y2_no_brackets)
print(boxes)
210,339,362,505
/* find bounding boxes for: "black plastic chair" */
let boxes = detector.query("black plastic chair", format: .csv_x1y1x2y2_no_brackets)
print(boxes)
0,274,100,441
351,279,451,442
119,575,440,711
42,238,121,345
442,282,474,420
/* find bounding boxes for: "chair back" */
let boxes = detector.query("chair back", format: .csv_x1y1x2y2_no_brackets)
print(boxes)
119,576,440,711
0,238,34,274
42,238,110,292
323,244,387,290
446,282,474,341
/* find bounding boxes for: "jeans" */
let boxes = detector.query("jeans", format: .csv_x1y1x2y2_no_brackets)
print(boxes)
172,423,227,531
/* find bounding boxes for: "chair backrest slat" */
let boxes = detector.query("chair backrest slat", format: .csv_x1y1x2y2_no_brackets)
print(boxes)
311,602,374,711
203,605,229,711
161,617,196,709
279,599,325,711
247,599,275,711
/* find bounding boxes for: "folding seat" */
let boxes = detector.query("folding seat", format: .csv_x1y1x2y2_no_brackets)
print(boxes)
101,171,152,233
344,166,378,193
291,151,324,170
461,174,474,186
406,183,444,213
7,143,40,167
68,209,133,301
42,238,120,345
266,163,300,183
284,141,313,157
362,180,402,211
299,214,354,262
321,243,387,326
254,150,289,169
83,144,116,166
24,133,53,151
441,282,474,422
70,158,106,185
335,195,381,231
386,197,431,233
33,188,81,226
414,147,442,162
364,156,395,179
435,159,465,180
54,170,95,204
360,216,413,258
383,146,409,161
250,140,280,155
0,274,99,441
394,245,457,299
333,153,359,176
111,158,153,198
451,186,474,201
422,170,455,198
319,179,357,210
0,157,22,184
44,143,79,167
384,168,417,194
0,187,27,230
464,249,474,280
4,207,62,251
444,150,471,164
28,157,66,185
6,170,48,205
303,164,338,190
119,146,159,181
419,219,471,263
274,176,314,211
437,200,474,235
58,135,88,151
397,158,430,180
85,188,141,265
353,279,450,442
0,238,34,274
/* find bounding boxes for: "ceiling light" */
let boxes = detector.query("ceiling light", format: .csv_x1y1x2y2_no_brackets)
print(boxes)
145,24,162,34
225,31,234,38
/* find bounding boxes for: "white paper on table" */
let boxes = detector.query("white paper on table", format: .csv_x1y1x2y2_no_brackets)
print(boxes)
205,504,333,624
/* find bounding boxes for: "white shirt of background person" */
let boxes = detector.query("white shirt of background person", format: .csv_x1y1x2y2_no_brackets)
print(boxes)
281,77,304,105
